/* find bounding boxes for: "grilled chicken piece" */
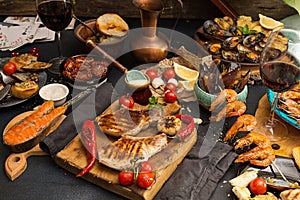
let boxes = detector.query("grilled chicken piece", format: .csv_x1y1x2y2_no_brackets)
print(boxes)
96,108,164,137
98,133,168,170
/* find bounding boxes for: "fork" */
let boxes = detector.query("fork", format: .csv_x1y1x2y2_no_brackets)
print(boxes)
0,69,16,84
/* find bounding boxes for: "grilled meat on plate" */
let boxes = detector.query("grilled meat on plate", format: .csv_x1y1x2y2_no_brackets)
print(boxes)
96,108,164,137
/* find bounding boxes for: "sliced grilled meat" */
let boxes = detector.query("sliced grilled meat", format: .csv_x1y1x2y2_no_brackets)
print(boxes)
96,108,164,137
98,133,168,170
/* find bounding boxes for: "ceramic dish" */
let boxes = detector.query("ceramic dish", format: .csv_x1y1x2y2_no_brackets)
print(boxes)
194,80,248,110
194,26,288,68
39,83,69,106
0,57,47,108
267,89,300,129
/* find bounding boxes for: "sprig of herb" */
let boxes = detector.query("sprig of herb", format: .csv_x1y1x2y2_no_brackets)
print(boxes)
237,25,257,35
148,96,163,109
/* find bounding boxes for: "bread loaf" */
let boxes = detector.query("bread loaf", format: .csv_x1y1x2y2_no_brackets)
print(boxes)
11,80,39,99
96,13,129,37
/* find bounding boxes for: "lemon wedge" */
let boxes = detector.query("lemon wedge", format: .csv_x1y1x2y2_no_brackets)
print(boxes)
258,14,284,30
174,62,199,81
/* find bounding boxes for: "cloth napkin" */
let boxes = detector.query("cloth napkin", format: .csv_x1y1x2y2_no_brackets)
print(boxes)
155,137,238,200
40,82,116,157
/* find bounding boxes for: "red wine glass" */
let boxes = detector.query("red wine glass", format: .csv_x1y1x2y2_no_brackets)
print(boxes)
36,0,73,74
259,28,300,142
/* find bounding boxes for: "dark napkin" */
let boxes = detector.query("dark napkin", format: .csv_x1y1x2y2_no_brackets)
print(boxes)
155,137,238,200
40,82,115,158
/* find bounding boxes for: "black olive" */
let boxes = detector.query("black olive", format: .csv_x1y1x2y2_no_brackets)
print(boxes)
272,144,280,150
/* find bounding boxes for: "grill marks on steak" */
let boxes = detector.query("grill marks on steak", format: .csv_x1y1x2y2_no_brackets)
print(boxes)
96,108,163,137
98,134,168,170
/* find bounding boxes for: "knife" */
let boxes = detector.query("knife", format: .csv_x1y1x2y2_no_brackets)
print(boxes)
0,84,11,102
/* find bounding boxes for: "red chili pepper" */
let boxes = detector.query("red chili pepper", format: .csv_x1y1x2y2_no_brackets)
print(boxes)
175,114,195,142
76,120,97,177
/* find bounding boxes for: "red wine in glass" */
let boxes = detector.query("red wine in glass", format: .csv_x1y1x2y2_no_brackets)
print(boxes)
261,61,300,93
36,0,73,74
260,60,300,142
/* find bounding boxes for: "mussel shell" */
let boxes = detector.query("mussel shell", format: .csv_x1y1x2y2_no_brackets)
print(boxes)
243,32,265,47
229,26,242,35
221,50,241,62
237,44,260,63
207,43,222,54
214,17,231,30
223,16,235,27
203,20,220,35
222,36,243,50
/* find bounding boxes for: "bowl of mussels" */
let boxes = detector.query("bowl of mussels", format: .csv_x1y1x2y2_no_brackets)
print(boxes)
194,56,249,110
195,15,289,67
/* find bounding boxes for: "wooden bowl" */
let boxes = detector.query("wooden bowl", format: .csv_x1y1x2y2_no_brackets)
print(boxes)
74,19,128,57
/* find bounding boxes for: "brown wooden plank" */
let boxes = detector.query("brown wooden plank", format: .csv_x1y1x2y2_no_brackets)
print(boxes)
55,130,197,200
226,0,297,20
0,0,222,19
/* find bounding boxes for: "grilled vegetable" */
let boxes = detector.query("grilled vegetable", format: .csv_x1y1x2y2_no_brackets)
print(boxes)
175,114,195,141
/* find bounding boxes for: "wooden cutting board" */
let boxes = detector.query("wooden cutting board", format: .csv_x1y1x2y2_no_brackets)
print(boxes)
55,101,197,200
4,111,66,181
254,94,300,158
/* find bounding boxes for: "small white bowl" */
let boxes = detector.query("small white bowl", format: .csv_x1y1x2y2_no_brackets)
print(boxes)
39,83,69,106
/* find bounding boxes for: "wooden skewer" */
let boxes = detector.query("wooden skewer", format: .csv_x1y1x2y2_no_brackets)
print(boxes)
272,160,291,184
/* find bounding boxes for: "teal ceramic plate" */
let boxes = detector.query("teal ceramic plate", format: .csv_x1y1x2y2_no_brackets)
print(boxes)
267,89,300,129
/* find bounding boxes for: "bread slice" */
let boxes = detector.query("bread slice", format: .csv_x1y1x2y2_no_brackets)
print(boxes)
11,80,39,99
229,170,258,187
9,53,38,72
96,13,129,37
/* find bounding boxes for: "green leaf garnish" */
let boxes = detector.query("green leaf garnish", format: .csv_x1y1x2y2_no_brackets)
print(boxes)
148,96,163,109
237,25,257,35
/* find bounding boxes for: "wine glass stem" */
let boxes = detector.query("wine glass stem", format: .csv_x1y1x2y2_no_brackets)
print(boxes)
56,31,63,58
267,92,279,127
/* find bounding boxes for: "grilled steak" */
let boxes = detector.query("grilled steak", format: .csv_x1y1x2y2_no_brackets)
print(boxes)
98,133,168,170
96,108,164,137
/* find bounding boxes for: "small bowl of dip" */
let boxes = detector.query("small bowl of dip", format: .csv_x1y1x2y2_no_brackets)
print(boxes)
124,70,150,91
39,83,69,106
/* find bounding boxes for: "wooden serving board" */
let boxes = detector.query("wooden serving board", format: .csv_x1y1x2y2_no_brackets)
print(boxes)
4,111,66,181
55,101,197,200
254,94,300,158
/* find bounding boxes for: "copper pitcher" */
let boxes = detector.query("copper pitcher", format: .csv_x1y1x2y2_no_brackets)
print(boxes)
131,0,168,63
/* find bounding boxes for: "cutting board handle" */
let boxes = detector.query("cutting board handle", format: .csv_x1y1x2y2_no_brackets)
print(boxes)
5,145,47,181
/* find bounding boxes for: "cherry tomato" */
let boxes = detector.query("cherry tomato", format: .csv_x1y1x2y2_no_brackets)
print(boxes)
145,69,158,81
118,171,134,186
164,82,177,92
29,47,40,57
139,161,152,172
119,95,134,108
11,51,20,57
164,90,177,103
3,62,17,75
163,68,175,80
136,172,155,189
249,177,267,195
